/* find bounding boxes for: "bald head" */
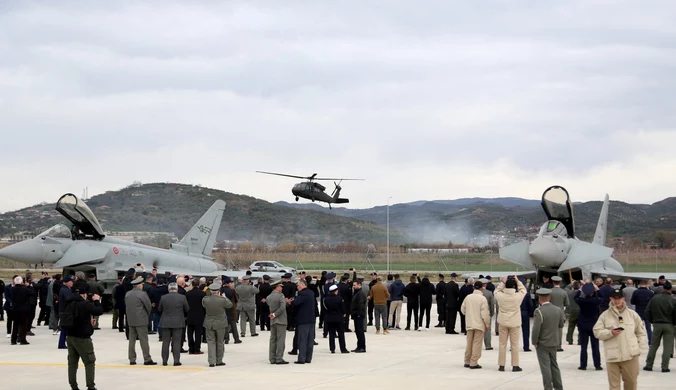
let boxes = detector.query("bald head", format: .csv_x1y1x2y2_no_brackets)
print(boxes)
626,279,633,286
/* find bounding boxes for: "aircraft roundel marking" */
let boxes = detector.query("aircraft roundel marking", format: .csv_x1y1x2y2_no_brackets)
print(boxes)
113,247,119,255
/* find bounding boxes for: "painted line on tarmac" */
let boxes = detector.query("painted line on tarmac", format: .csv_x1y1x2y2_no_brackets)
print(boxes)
0,362,205,371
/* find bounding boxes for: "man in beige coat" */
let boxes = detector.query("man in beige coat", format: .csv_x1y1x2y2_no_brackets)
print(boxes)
593,288,648,390
495,275,527,372
461,280,491,369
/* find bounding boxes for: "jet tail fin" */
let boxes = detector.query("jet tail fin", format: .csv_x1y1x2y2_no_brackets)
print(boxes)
176,200,225,257
593,194,609,245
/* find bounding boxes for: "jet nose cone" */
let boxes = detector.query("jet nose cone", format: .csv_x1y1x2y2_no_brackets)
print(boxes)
529,237,564,267
0,239,42,263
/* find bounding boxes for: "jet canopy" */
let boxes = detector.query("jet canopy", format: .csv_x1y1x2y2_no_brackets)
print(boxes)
55,193,105,239
541,185,575,238
37,224,72,239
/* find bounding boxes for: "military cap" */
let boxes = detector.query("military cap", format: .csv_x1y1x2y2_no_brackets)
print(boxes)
271,280,283,288
536,288,552,296
341,274,350,280
263,274,271,280
64,275,74,283
551,276,562,282
473,281,484,289
581,283,595,295
610,288,623,298
659,275,665,279
209,282,221,291
326,272,336,279
283,273,292,279
131,276,144,285
450,272,458,277
478,274,484,279
242,275,250,280
329,284,338,292
222,276,233,284
479,278,488,284
664,281,672,290
485,275,492,280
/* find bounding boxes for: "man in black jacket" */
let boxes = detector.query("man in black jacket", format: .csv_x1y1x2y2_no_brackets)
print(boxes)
351,280,367,353
367,273,378,326
37,272,50,326
10,276,30,345
257,275,273,331
435,274,446,328
65,282,104,390
445,273,461,334
185,279,206,354
25,273,38,335
292,279,316,364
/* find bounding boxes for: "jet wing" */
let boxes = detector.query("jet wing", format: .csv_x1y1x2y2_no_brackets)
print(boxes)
589,270,676,282
558,241,614,272
459,271,536,280
499,241,536,270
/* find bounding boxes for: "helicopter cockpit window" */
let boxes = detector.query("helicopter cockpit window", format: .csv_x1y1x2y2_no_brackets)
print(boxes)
37,224,72,239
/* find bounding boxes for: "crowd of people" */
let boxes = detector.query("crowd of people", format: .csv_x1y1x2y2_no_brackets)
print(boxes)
2,268,676,390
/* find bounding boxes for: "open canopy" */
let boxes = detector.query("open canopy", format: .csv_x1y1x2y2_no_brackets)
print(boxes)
55,193,105,238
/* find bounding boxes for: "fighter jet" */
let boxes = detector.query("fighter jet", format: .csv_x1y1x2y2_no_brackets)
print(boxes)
0,193,292,294
464,185,676,284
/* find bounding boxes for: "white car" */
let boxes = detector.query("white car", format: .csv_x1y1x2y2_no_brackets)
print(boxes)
248,260,296,274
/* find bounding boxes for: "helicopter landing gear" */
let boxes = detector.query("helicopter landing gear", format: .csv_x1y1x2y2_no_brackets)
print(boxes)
295,197,299,201
311,198,315,202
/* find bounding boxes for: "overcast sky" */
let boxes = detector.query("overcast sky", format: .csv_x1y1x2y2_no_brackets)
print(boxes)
1,1,675,213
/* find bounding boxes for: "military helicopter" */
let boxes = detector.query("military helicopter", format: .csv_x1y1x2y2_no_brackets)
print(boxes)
256,171,364,209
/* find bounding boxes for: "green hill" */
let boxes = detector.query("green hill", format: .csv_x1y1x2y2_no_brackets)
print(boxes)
0,183,405,244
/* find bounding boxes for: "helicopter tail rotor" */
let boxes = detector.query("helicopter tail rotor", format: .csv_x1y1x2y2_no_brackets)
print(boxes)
331,180,343,197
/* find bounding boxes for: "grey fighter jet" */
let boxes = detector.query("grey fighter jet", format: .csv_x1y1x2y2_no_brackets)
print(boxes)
463,185,676,284
0,193,292,294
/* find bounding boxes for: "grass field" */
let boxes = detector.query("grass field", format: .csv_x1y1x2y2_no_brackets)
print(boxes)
2,250,676,280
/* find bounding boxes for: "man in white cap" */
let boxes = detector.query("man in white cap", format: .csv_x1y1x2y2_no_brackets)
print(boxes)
202,282,232,367
235,275,259,338
124,276,157,366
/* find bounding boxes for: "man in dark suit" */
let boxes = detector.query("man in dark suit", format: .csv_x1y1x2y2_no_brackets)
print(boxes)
158,282,189,366
435,274,446,328
186,279,206,354
292,279,316,364
10,276,30,345
257,275,273,332
445,273,461,334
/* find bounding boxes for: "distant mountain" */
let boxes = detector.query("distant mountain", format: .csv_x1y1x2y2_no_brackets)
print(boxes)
2,184,676,246
276,197,676,243
0,183,405,244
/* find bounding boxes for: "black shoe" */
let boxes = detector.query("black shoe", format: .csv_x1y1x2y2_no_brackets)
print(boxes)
180,349,188,353
464,364,470,368
405,327,410,330
276,361,289,365
499,366,505,371
341,349,350,353
448,331,459,334
523,349,532,352
27,331,35,336
352,348,366,353
663,368,671,373
557,348,564,352
209,364,215,367
643,366,652,371
144,361,157,366
216,362,225,366
595,366,603,371
19,341,29,345
313,341,318,345
130,362,137,366
486,347,494,350
294,361,305,364
578,367,586,370
173,362,182,366
162,362,168,366
435,324,443,328
512,366,522,372
305,360,312,363
251,333,259,337
234,340,242,344
288,351,298,355
330,350,335,354
469,365,482,369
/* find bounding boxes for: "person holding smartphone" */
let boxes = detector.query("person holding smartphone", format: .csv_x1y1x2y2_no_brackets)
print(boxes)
593,288,648,390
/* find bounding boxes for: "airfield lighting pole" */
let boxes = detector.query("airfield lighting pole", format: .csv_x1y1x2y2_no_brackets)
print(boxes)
387,196,392,274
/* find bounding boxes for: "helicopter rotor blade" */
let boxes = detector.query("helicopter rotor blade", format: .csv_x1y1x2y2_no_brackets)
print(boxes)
255,171,310,180
313,177,365,181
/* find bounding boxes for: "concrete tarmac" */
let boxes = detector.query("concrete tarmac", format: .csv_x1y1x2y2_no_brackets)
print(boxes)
0,308,672,389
